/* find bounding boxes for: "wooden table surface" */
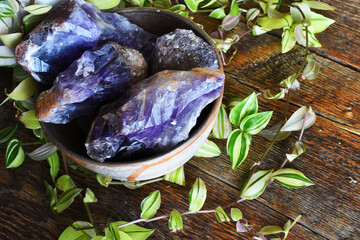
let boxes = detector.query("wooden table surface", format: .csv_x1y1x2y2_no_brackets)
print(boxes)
1,1,359,239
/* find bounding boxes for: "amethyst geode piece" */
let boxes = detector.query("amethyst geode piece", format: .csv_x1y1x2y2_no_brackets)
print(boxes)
151,29,219,74
15,0,155,85
85,67,225,162
36,42,147,124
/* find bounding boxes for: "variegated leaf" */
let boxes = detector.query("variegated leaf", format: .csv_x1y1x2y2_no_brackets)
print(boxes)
209,7,226,20
189,178,207,212
56,174,74,192
168,210,183,232
281,106,316,132
53,188,82,213
0,32,23,48
163,165,185,186
28,142,57,161
47,152,59,183
227,130,252,169
6,138,25,168
110,221,155,240
0,45,16,67
83,188,97,203
252,25,270,36
302,56,320,80
212,103,231,139
0,124,17,144
259,225,284,235
23,4,52,15
240,111,273,135
257,15,293,30
240,169,273,199
141,190,161,219
310,12,335,33
19,110,40,129
194,139,221,158
2,76,35,105
290,2,311,24
215,206,230,223
263,89,285,99
230,208,243,221
272,168,314,188
304,1,334,10
96,173,112,187
286,141,306,162
229,92,258,126
281,26,296,53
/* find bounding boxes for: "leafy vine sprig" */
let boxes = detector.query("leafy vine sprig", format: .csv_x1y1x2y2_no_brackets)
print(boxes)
0,0,335,239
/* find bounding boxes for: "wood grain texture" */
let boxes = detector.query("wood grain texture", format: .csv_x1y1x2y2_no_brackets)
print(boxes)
1,1,359,239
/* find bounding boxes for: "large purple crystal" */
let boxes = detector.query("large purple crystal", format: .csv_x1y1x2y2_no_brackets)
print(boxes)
85,67,225,162
151,29,219,74
36,42,147,124
15,0,155,85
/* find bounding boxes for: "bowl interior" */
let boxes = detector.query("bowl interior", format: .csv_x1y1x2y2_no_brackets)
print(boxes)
40,8,222,167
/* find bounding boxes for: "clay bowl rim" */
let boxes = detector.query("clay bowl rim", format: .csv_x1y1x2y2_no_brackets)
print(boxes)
40,7,224,169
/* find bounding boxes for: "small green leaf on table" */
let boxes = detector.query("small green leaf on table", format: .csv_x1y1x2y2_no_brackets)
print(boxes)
189,178,207,212
140,190,161,219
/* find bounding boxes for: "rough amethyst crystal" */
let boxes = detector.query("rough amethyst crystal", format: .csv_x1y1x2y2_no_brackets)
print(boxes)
36,42,147,124
85,67,225,162
15,0,155,85
150,29,219,74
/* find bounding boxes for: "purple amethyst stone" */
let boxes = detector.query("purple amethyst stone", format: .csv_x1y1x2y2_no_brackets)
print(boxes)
85,67,225,162
36,42,147,124
15,0,155,85
151,29,219,74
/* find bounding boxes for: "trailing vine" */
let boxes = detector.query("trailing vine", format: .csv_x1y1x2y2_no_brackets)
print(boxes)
0,0,335,239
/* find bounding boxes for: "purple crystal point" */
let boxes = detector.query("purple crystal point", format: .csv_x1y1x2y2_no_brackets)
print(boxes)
151,29,219,74
86,67,225,162
15,0,155,85
36,43,147,124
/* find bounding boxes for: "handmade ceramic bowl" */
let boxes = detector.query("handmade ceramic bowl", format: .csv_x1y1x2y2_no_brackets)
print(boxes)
40,8,223,181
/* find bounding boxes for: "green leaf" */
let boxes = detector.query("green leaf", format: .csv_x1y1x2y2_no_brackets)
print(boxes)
56,174,75,192
110,221,155,240
0,45,16,67
132,0,145,7
59,221,96,240
194,139,221,158
83,188,97,203
294,24,321,48
0,124,17,144
201,0,217,8
263,89,285,100
229,0,239,16
189,178,207,212
290,2,311,24
229,92,258,126
286,141,306,162
252,25,270,36
281,106,316,132
281,26,296,53
72,221,97,239
163,165,185,186
140,190,161,219
215,206,230,223
6,138,25,168
226,130,252,169
241,169,273,199
221,15,239,31
280,74,297,89
259,225,284,235
53,188,82,213
44,180,57,207
240,111,273,135
184,0,201,12
257,15,293,30
169,4,186,11
268,7,288,19
6,0,19,13
246,8,260,28
23,5,52,15
230,208,243,221
212,103,231,139
228,98,242,110
87,0,121,9
0,32,23,48
272,168,314,188
23,13,47,32
168,210,183,232
96,173,112,187
0,16,12,34
302,56,320,80
303,0,334,11
28,142,57,161
13,65,30,82
310,12,335,34
0,1,14,18
283,215,301,238
109,222,121,240
2,76,36,105
260,122,291,141
47,152,59,183
209,7,226,20
19,110,40,129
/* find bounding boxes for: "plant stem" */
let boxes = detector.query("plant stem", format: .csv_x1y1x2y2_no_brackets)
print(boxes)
284,91,290,122
61,153,94,225
108,177,164,187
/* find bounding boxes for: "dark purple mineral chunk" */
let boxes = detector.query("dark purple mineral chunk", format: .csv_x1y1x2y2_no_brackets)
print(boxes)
151,29,219,74
85,67,225,162
36,42,147,124
15,0,155,85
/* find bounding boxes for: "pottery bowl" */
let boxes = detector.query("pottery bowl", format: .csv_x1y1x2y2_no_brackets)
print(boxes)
40,8,223,181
